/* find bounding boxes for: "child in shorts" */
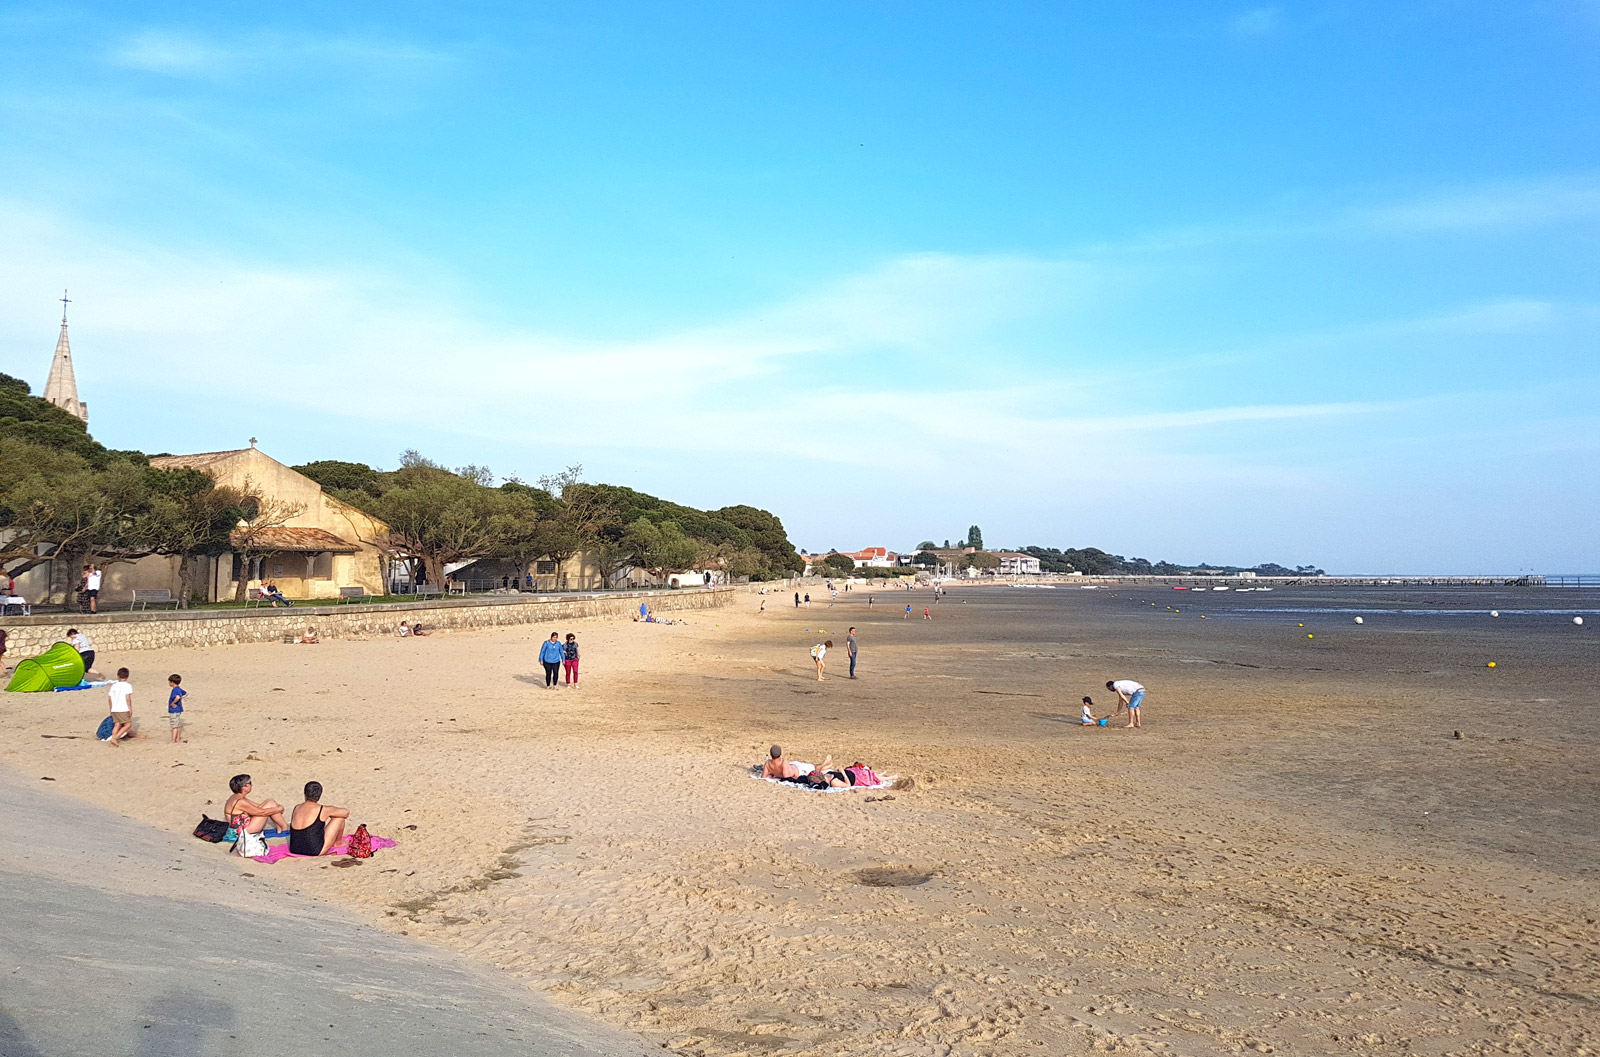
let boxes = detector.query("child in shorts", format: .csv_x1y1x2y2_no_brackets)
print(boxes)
167,674,187,743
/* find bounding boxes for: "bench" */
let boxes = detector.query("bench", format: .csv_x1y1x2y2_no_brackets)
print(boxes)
246,587,265,608
130,589,180,611
412,584,442,600
337,586,370,603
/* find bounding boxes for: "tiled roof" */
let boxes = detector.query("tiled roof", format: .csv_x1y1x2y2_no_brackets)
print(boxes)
233,526,358,553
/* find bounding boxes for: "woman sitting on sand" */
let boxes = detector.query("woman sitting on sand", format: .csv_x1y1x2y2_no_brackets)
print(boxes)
299,627,320,644
288,780,351,856
224,774,288,838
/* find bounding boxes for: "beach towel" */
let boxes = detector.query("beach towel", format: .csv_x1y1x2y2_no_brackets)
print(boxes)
251,834,397,864
749,764,895,792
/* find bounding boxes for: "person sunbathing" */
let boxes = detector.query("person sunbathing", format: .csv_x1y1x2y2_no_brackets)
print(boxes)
761,744,800,780
288,780,351,856
224,774,287,837
300,627,320,644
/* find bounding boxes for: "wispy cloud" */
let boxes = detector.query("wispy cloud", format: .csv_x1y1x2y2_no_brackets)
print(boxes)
107,29,456,79
1229,7,1283,37
1358,175,1600,232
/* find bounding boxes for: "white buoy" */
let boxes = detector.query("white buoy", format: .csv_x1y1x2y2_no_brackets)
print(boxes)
1577,616,1586,626
1490,610,1499,618
1354,616,1364,624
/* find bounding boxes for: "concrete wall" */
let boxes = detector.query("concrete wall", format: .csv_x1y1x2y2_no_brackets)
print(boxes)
0,585,751,658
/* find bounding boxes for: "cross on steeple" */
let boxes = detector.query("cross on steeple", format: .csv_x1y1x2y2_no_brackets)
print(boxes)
60,290,70,325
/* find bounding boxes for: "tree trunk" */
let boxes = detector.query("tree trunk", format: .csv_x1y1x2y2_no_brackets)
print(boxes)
233,552,251,603
424,555,446,595
177,555,195,610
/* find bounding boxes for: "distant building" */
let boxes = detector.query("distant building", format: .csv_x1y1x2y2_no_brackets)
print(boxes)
995,552,1042,575
43,293,87,424
846,547,897,568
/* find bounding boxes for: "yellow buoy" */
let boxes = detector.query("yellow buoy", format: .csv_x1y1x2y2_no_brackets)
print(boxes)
1487,661,1496,668
1307,633,1314,639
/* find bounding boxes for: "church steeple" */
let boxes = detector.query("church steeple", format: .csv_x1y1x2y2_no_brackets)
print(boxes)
43,290,88,424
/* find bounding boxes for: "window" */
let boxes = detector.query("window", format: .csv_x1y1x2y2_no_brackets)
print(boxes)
535,560,558,574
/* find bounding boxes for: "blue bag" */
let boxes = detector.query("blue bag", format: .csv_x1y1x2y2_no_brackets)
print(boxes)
96,715,115,740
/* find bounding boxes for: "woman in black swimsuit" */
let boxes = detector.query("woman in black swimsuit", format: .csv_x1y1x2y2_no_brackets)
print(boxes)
288,780,351,856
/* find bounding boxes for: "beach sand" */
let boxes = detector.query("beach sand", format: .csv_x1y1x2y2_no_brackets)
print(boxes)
4,585,1597,1056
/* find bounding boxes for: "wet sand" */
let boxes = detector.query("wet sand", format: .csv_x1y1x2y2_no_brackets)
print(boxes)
4,584,1597,1055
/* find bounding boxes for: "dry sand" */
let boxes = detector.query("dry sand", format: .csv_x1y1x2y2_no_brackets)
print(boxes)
4,584,1598,1056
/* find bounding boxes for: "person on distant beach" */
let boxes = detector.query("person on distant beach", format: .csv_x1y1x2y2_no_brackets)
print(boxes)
794,592,800,609
0,627,8,671
289,780,351,856
67,627,94,674
1106,679,1146,729
904,604,912,619
299,627,320,644
923,607,932,620
847,628,858,679
1080,696,1105,727
107,667,134,746
397,620,411,637
804,593,811,608
758,598,766,614
867,595,873,607
563,632,580,687
225,774,288,839
811,639,832,681
410,622,431,636
167,674,186,743
540,632,564,687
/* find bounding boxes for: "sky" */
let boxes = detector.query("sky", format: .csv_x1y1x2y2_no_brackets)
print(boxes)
1,2,1596,573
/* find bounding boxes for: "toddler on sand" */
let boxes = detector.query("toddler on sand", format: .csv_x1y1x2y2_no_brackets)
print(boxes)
168,674,186,743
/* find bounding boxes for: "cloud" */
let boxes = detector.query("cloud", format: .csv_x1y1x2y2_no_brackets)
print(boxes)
1229,7,1283,37
107,29,455,79
1358,176,1600,232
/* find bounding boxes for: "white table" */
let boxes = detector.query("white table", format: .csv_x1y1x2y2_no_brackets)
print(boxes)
1,596,30,616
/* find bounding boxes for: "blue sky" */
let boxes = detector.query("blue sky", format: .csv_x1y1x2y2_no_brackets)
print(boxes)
1,2,1597,572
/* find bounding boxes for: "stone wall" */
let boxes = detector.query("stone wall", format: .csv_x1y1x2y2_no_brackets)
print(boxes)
0,585,754,656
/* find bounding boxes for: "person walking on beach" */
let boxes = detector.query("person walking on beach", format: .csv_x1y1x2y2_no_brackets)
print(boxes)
847,628,858,679
811,639,832,681
759,597,766,614
562,633,580,687
1106,679,1146,729
804,592,811,608
539,632,564,688
923,607,932,620
794,591,800,609
904,603,912,619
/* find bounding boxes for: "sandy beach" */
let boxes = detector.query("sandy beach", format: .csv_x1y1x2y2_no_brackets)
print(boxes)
4,583,1597,1056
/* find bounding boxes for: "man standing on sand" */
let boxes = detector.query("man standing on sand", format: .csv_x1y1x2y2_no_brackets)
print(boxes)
1106,678,1146,729
794,591,800,609
847,627,858,678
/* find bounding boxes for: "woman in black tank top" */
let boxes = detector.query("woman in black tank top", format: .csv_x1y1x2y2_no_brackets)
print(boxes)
288,781,351,856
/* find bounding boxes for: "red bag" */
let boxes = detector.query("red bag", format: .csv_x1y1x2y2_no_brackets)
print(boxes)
347,824,372,859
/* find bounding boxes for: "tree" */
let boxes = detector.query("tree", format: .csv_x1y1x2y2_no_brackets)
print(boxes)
966,525,984,550
969,551,1000,571
364,465,505,594
909,551,942,569
821,552,855,574
588,533,636,589
142,470,249,607
916,540,938,551
228,480,308,602
625,517,697,585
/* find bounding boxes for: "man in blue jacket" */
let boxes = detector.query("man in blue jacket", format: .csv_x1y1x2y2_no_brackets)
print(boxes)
539,633,565,688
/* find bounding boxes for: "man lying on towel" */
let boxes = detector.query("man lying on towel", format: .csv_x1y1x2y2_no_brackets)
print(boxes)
760,744,892,789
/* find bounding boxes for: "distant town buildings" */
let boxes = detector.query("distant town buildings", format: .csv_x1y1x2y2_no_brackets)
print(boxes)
995,552,1042,575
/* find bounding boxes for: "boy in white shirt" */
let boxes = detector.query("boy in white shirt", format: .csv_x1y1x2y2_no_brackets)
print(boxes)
1081,696,1105,726
107,667,134,746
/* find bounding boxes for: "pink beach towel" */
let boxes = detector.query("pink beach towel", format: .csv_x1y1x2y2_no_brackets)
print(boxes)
252,834,397,864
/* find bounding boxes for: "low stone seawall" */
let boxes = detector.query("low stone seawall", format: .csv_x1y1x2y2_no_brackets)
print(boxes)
0,585,754,656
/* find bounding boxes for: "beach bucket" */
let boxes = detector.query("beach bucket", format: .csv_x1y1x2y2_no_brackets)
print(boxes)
4,641,86,693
